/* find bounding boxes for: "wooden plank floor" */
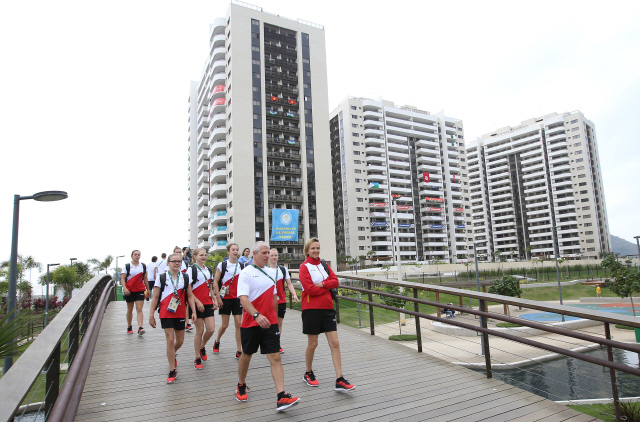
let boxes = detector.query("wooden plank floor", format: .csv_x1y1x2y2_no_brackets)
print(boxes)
76,301,598,421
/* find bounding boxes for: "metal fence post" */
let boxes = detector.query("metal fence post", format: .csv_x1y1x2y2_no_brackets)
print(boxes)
68,313,79,366
45,342,61,418
479,299,492,378
413,288,422,353
335,289,340,324
604,322,622,421
367,281,375,335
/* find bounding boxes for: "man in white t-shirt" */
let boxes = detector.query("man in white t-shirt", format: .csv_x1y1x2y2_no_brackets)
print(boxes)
156,253,168,275
235,241,300,412
147,256,158,299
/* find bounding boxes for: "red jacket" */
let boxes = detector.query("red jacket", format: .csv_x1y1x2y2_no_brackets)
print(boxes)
299,257,339,310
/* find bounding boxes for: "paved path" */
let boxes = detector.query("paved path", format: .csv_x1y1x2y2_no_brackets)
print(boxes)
75,301,597,421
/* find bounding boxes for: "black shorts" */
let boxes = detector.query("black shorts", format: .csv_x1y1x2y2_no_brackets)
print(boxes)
278,303,287,318
241,324,280,355
190,304,215,319
218,298,243,316
302,309,337,335
160,317,186,331
148,280,156,291
124,291,145,303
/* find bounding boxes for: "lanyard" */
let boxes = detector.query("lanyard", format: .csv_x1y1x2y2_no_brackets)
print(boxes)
168,272,182,298
253,264,276,285
195,264,209,281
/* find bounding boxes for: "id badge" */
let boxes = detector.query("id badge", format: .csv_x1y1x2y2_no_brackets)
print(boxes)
167,296,180,313
220,285,228,298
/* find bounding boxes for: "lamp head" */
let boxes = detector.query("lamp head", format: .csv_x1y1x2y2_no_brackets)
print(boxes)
33,191,68,202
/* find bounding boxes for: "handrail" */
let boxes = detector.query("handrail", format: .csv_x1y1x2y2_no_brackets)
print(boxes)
336,274,640,328
48,279,114,421
0,274,113,421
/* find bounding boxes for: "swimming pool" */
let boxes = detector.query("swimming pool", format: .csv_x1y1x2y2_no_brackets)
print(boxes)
520,303,637,322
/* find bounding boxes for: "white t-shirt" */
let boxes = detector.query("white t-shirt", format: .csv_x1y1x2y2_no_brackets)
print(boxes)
237,265,278,328
147,261,158,281
156,259,167,275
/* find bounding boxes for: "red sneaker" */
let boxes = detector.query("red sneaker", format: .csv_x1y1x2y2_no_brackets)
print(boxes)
213,340,220,354
236,383,249,402
194,358,203,370
166,370,177,384
279,348,284,354
276,393,300,411
126,326,133,334
200,347,207,361
235,351,242,360
335,377,356,391
304,371,319,387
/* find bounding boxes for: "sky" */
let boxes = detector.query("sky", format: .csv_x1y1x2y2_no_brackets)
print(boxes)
1,0,639,284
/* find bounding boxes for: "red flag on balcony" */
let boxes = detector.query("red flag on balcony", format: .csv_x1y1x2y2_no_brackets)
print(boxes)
271,96,278,102
288,99,296,105
423,172,430,183
453,174,456,182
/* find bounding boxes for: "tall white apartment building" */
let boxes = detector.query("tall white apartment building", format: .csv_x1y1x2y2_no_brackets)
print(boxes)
187,1,336,266
467,111,611,261
330,97,472,263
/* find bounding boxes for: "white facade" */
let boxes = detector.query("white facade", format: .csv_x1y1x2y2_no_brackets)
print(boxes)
330,97,472,263
187,1,336,266
467,111,611,261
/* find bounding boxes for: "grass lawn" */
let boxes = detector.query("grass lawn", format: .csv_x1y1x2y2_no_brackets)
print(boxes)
568,401,640,422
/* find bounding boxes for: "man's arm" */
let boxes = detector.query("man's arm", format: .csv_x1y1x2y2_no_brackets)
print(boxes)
239,295,270,328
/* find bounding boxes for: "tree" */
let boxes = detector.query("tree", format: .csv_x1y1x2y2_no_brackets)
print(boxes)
488,275,522,316
0,306,26,360
603,255,640,316
206,250,227,269
88,255,114,274
40,265,81,299
73,262,94,285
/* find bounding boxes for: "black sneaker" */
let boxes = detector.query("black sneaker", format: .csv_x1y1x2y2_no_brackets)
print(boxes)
235,351,242,360
236,383,249,402
335,376,356,391
126,326,133,334
138,327,145,336
166,370,177,383
194,357,203,370
276,393,300,411
200,347,207,361
303,371,319,387
185,324,193,332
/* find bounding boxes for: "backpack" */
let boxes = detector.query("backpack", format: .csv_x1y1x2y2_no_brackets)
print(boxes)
218,261,244,290
157,272,190,311
277,264,287,292
191,264,213,288
125,263,147,281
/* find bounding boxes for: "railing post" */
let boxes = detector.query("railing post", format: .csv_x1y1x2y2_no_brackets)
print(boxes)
68,313,79,366
479,299,492,378
334,289,340,324
413,288,422,353
436,292,441,318
80,301,89,337
45,342,61,419
604,322,622,421
367,281,375,335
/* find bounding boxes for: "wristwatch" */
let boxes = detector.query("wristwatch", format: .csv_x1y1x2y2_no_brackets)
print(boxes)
253,312,260,319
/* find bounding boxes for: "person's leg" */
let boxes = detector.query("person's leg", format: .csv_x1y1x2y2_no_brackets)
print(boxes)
305,334,318,372
203,316,216,346
267,352,285,393
135,300,144,327
174,329,185,354
238,353,253,384
126,302,134,327
325,331,343,378
216,314,230,342
194,318,204,357
278,317,284,333
164,328,176,370
233,314,242,352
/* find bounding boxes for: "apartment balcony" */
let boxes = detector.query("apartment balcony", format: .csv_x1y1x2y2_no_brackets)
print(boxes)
267,166,301,175
531,247,555,253
210,196,227,211
366,155,386,164
198,160,209,174
369,183,389,190
197,228,210,241
524,185,547,195
528,216,551,223
268,194,303,203
364,128,384,137
493,213,515,221
415,139,439,149
389,168,411,176
369,193,389,200
555,204,576,212
372,251,393,257
210,182,226,196
388,160,410,168
367,164,386,172
365,137,384,147
546,132,567,142
396,212,414,219
209,153,226,169
492,199,514,207
555,211,577,219
420,197,445,206
525,193,549,202
197,204,209,218
197,171,209,186
417,164,441,174
371,240,392,247
197,183,208,197
522,170,547,180
268,179,302,189
211,210,227,224
390,186,411,194
211,126,226,142
547,148,569,158
421,215,445,222
367,174,386,184
197,147,208,165
365,146,386,154
553,180,573,189
363,110,382,119
557,228,579,235
530,239,553,246
198,217,210,229
388,150,409,160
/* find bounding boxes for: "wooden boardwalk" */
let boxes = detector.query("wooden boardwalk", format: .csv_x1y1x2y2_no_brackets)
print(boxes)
75,301,597,421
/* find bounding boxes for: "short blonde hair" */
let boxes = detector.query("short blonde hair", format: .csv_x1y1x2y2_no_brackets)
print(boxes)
168,253,181,262
303,237,320,256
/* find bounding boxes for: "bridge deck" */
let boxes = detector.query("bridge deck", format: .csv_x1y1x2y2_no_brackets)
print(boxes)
75,301,596,421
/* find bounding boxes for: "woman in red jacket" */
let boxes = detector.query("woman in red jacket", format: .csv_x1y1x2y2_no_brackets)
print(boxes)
299,237,356,392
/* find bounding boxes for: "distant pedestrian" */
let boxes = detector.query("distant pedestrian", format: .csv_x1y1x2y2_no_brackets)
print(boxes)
235,241,300,411
157,253,168,275
596,285,602,298
238,248,251,266
189,248,218,369
212,243,244,358
121,250,150,336
148,256,158,299
269,249,298,353
149,253,197,384
299,237,355,391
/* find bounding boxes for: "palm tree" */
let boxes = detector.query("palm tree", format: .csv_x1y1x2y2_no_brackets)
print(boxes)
88,255,114,274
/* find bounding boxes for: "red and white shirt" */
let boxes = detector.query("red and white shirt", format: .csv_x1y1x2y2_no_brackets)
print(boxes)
157,272,188,319
237,265,278,328
190,264,213,306
271,266,291,304
217,261,242,299
124,262,146,292
299,257,339,310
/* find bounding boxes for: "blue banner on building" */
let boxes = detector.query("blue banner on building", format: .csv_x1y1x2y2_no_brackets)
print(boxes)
270,209,299,241
456,224,465,228
398,223,415,228
371,222,389,227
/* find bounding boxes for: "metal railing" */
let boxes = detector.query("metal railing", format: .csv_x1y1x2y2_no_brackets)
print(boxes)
0,274,114,421
287,272,640,421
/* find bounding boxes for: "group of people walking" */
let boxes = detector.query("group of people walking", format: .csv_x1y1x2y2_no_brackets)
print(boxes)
119,237,355,412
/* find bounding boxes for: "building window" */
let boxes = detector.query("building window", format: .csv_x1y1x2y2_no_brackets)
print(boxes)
355,188,362,192
583,214,591,218
573,134,581,139
579,182,587,186
356,207,364,211
576,158,584,163
356,197,364,202
359,246,366,250
352,124,358,128
357,217,364,221
252,59,260,65
351,106,357,110
572,127,579,132
253,72,260,79
358,226,365,231
354,160,361,164
353,142,360,146
581,198,589,202
354,169,361,173
358,236,365,240
587,247,596,251
584,222,593,227
585,231,593,235
582,206,590,210
586,239,595,243
253,128,262,134
253,100,260,106
570,119,578,124
577,166,585,170
252,46,259,52
578,174,586,179
353,151,360,155
580,190,588,194
574,142,582,147
355,178,362,183
351,114,357,119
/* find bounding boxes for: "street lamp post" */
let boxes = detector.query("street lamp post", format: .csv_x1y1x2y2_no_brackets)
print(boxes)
473,241,486,355
552,227,565,322
4,190,67,374
634,236,640,271
70,258,77,267
45,263,60,327
115,255,125,283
